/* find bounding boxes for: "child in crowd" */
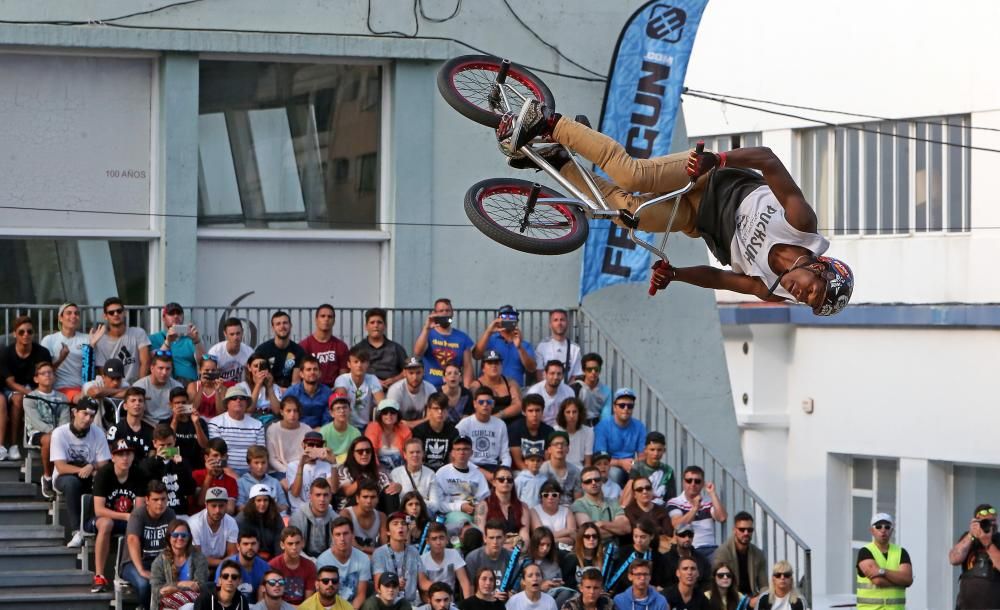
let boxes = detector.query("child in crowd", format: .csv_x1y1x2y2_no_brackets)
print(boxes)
592,453,622,501
237,445,286,513
515,446,548,510
23,361,71,499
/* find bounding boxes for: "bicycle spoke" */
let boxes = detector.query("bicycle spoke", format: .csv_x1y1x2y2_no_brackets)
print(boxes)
480,191,574,240
452,65,540,117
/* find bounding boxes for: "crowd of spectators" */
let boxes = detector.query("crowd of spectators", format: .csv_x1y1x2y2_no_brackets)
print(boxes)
1,298,809,610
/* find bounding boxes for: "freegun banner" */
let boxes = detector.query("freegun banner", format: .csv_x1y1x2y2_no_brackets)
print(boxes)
579,0,708,300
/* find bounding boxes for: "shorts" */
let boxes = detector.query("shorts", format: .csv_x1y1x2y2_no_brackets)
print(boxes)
27,431,46,447
83,517,129,535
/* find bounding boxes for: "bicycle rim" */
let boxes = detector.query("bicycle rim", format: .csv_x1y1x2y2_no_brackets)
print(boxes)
439,56,555,128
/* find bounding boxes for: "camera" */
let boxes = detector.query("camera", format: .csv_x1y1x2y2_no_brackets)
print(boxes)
432,315,452,326
171,324,190,336
501,320,517,331
204,370,221,381
981,519,993,532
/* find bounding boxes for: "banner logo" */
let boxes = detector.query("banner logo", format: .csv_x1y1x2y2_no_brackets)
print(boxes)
646,4,687,42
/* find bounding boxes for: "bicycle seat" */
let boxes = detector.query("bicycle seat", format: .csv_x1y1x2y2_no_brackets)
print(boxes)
575,114,592,128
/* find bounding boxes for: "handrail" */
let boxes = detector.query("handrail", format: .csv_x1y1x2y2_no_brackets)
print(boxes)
575,307,812,606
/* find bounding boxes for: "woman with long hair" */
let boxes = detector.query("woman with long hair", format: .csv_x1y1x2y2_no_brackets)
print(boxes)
458,567,505,610
554,397,593,470
400,490,430,546
265,395,309,481
149,519,210,609
475,465,530,547
622,475,673,550
560,522,606,589
755,560,804,610
186,355,225,418
235,486,283,560
468,352,522,420
705,561,750,610
364,399,412,471
529,480,577,547
440,364,472,423
524,526,576,606
335,436,400,511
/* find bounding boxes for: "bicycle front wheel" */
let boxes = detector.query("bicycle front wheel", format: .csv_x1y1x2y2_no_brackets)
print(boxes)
438,55,555,128
464,178,588,255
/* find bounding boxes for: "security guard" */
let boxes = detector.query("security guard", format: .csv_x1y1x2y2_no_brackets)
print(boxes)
856,513,913,610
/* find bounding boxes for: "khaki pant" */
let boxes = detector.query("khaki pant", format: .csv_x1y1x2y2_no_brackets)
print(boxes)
551,117,709,235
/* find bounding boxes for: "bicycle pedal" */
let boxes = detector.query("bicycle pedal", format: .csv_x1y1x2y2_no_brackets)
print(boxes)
575,114,592,128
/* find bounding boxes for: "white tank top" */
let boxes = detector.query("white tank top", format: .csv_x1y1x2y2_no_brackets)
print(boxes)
728,186,829,300
533,505,568,532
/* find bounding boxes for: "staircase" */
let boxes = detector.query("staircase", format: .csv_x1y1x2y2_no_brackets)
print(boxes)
0,460,114,609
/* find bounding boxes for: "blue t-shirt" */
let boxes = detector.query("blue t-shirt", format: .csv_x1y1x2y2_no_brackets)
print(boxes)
593,416,646,459
284,382,333,427
149,332,198,381
484,332,535,386
421,328,475,387
215,553,270,602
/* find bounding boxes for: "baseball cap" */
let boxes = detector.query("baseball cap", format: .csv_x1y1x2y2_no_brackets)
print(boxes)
523,445,544,460
482,349,502,362
591,452,611,464
110,439,134,454
403,356,423,369
249,484,273,500
547,430,570,447
379,572,400,588
387,511,409,525
871,513,894,526
676,523,694,534
376,398,400,415
452,435,473,448
614,388,637,401
303,431,324,445
497,304,519,319
205,487,230,503
224,385,251,401
57,302,77,317
102,358,125,379
163,302,184,315
329,393,350,408
75,396,100,413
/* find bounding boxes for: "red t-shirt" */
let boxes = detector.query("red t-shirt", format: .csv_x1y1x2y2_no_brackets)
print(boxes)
299,335,350,386
191,470,238,512
269,554,316,604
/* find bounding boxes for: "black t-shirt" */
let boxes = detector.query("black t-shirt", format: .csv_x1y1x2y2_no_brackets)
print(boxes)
507,419,553,456
458,597,506,610
411,420,459,471
93,462,144,515
855,545,912,576
253,340,305,388
353,338,408,381
661,548,711,592
193,590,249,610
736,547,752,596
138,456,196,515
956,532,1000,610
173,417,208,469
664,587,710,610
107,419,154,458
1,343,52,388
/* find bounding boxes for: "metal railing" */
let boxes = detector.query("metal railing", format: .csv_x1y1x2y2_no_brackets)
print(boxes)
1,302,811,602
574,307,812,605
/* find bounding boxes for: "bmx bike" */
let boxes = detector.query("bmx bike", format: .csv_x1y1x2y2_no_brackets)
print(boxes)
437,54,699,261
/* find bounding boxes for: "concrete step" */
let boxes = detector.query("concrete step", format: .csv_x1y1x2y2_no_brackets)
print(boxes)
0,546,80,571
0,462,22,482
0,568,92,588
0,585,113,610
0,501,53,525
0,482,38,499
0,524,65,546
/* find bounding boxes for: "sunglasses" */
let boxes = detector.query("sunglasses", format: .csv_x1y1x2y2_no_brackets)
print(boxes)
265,578,286,587
354,448,373,455
154,349,173,358
684,478,702,484
633,485,652,493
541,492,560,499
873,523,892,531
716,573,733,579
615,403,635,410
582,533,599,540
978,507,998,517
201,354,218,362
584,366,601,373
676,531,695,538
582,478,601,485
774,572,793,579
494,476,513,483
476,399,495,406
105,308,125,316
219,573,241,581
736,527,755,533
170,531,190,539
15,328,33,336
318,577,340,585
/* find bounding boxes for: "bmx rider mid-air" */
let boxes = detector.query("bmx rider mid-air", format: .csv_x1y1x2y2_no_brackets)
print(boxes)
496,99,855,317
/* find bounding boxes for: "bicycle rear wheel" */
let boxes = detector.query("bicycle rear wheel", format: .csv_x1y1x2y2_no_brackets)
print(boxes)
464,178,588,255
438,55,555,128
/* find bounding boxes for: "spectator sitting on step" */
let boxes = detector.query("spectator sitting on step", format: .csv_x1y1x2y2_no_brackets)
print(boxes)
1,315,52,461
139,422,197,517
300,304,351,387
124,480,177,609
23,361,71,499
318,395,360,465
340,479,388,557
507,394,552,473
593,388,646,487
53,396,111,548
215,529,272,603
621,432,675,508
333,436,397,513
666,465,727,562
467,349,522,422
455,386,511,481
385,357,436,428
622,475,674,552
190,486,240,570
268,525,317,606
284,356,334,429
286,431,335,513
168,386,210,470
237,484,285,560
193,438,239,514
534,309,583,382
389,437,442,514
554,397,593,471
236,353,282,417
88,438,145,594
353,307,408,392
108,386,155,458
514,445,548,511
297,564,354,610
364,398,412,472
333,346,385,431
412,297,476,389
255,311,306,392
237,445,285,513
591,452,622,502
540,430,582,507
133,349,184,425
91,297,151,385
208,317,255,386
82,358,129,427
187,354,227,419
149,518,211,610
149,302,205,385
289,477,339,559
39,302,92,402
525,360,576,427
410,391,459,472
209,385,266,477
268,395,310,480
372,511,423,606
575,353,612,426
315,517,372,607
439,363,472,424
472,304,536,388
194,557,248,610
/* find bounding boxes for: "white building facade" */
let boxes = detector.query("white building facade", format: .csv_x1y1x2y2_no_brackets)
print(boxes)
685,1,1000,607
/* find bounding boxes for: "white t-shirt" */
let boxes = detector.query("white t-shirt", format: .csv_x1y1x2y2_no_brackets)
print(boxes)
507,591,557,610
665,493,719,548
333,373,383,428
532,505,569,533
207,413,265,472
534,338,583,379
285,459,334,512
455,416,510,468
188,509,239,559
315,547,373,603
421,548,466,590
386,379,437,421
50,423,112,484
40,331,89,390
390,464,442,513
435,464,490,512
208,341,255,385
525,381,576,426
94,327,151,384
554,424,593,470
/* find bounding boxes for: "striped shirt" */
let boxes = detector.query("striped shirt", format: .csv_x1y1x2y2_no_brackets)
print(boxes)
207,413,265,473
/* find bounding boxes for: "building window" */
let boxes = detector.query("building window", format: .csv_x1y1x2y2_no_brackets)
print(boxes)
799,116,970,236
197,61,381,230
850,457,898,592
0,239,148,305
688,132,762,153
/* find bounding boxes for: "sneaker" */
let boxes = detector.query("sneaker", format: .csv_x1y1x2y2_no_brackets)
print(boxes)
67,530,85,548
40,475,54,500
8,445,21,461
496,99,553,156
91,574,109,593
0,445,7,461
508,144,571,171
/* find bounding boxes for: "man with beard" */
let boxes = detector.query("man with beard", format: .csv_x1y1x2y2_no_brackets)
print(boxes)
251,568,300,610
254,311,305,391
217,531,271,603
413,298,474,388
300,304,350,387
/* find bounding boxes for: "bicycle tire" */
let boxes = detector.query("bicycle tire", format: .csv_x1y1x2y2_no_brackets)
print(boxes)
438,55,556,128
464,178,588,255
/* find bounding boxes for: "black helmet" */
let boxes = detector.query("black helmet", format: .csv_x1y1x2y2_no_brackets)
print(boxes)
812,256,854,317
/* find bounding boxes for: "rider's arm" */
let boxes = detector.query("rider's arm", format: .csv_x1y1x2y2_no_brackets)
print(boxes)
717,147,818,233
673,266,784,302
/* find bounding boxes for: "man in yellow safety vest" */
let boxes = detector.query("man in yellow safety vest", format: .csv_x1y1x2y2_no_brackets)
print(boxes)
855,512,913,610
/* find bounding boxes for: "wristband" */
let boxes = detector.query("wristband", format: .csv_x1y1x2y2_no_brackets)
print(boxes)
719,151,728,168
